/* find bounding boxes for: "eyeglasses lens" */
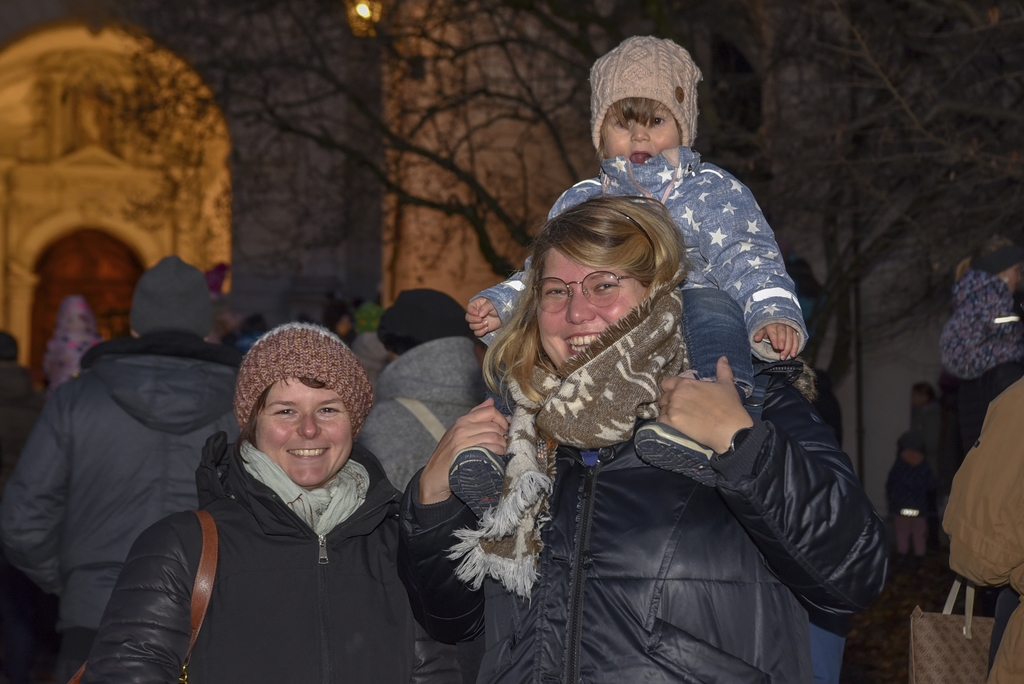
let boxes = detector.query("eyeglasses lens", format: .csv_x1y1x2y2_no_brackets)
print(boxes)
537,272,622,313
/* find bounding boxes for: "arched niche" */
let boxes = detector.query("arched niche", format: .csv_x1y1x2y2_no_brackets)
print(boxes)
0,22,232,367
31,229,144,384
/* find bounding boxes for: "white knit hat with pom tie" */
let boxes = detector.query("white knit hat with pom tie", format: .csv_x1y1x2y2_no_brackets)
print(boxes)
590,36,703,151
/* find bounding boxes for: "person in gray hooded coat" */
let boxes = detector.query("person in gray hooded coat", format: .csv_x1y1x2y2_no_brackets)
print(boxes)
358,289,486,492
0,256,241,682
358,288,487,684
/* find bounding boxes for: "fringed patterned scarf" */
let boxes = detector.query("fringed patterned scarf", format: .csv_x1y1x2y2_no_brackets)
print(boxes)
449,280,688,598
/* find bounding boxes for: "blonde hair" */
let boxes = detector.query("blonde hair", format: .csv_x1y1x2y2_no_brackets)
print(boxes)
955,235,1016,281
485,196,686,403
598,97,682,158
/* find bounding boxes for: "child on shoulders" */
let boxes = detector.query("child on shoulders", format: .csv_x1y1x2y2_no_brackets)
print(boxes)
468,35,807,398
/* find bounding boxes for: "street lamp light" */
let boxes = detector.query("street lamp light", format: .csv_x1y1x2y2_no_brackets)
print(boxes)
345,0,382,37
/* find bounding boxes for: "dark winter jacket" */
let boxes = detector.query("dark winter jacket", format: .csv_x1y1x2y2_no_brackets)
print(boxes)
0,360,44,495
0,331,240,631
886,456,936,515
956,361,1024,453
399,364,888,683
359,336,488,683
80,433,418,684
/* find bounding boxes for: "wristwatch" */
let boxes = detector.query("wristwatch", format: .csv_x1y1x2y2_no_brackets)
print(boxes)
726,426,754,454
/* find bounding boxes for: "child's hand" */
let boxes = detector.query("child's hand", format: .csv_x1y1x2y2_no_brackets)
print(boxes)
467,297,502,337
754,322,801,360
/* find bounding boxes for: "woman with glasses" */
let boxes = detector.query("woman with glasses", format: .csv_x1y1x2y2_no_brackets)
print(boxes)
398,195,886,683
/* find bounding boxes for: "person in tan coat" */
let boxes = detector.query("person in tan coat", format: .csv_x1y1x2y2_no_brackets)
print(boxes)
944,376,1024,683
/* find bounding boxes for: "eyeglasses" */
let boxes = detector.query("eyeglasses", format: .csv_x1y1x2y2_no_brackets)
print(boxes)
534,271,635,313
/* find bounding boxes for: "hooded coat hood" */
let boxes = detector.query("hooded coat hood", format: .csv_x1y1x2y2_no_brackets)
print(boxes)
0,329,241,630
196,431,401,539
85,331,240,434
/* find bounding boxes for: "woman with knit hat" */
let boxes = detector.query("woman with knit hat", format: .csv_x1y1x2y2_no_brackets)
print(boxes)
400,196,886,683
77,323,418,683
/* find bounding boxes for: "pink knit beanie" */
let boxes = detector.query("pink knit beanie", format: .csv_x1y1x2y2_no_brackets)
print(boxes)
234,323,374,435
590,36,703,151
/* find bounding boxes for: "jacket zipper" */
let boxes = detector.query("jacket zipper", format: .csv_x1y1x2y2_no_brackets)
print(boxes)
565,461,599,683
318,534,329,564
317,533,331,684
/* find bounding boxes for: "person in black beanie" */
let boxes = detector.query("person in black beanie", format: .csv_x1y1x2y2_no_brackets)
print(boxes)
0,256,242,682
376,288,480,358
365,289,485,486
359,288,487,684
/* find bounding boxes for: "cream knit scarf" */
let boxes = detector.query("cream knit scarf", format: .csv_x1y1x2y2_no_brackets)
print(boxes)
240,440,370,535
449,280,687,598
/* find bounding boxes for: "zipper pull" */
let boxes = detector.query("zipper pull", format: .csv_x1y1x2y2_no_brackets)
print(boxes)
318,534,328,564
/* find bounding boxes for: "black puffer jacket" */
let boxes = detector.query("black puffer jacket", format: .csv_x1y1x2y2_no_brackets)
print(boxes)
0,332,240,631
399,363,888,683
80,433,417,684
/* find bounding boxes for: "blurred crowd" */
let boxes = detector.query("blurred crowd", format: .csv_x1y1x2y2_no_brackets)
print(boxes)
0,241,1019,684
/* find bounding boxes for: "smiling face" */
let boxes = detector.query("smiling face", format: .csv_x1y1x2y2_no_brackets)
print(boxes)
254,378,354,490
600,104,681,164
537,249,647,367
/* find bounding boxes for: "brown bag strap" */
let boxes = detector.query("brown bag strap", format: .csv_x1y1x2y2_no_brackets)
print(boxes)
68,661,86,684
66,509,219,684
186,509,218,661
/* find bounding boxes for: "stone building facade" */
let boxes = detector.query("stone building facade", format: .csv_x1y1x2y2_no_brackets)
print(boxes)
0,20,230,372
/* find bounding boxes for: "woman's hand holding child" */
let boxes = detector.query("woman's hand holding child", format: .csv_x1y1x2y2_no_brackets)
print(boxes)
419,397,509,505
658,357,754,454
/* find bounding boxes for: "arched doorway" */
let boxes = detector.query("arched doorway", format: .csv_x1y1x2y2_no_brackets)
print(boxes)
31,230,144,384
0,24,233,371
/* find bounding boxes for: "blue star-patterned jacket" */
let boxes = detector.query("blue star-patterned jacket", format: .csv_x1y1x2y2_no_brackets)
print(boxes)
474,147,807,361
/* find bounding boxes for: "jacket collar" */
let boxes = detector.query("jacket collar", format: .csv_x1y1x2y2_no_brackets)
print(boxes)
80,330,243,370
599,146,699,198
199,432,400,540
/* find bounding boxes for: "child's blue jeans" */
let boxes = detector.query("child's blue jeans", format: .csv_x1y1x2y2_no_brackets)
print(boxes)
680,287,755,396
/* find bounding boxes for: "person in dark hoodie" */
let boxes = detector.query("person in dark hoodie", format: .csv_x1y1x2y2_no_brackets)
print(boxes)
359,288,486,492
0,256,240,682
0,332,53,684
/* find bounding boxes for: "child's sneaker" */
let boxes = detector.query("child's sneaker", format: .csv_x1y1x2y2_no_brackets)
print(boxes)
448,447,506,518
634,422,718,487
